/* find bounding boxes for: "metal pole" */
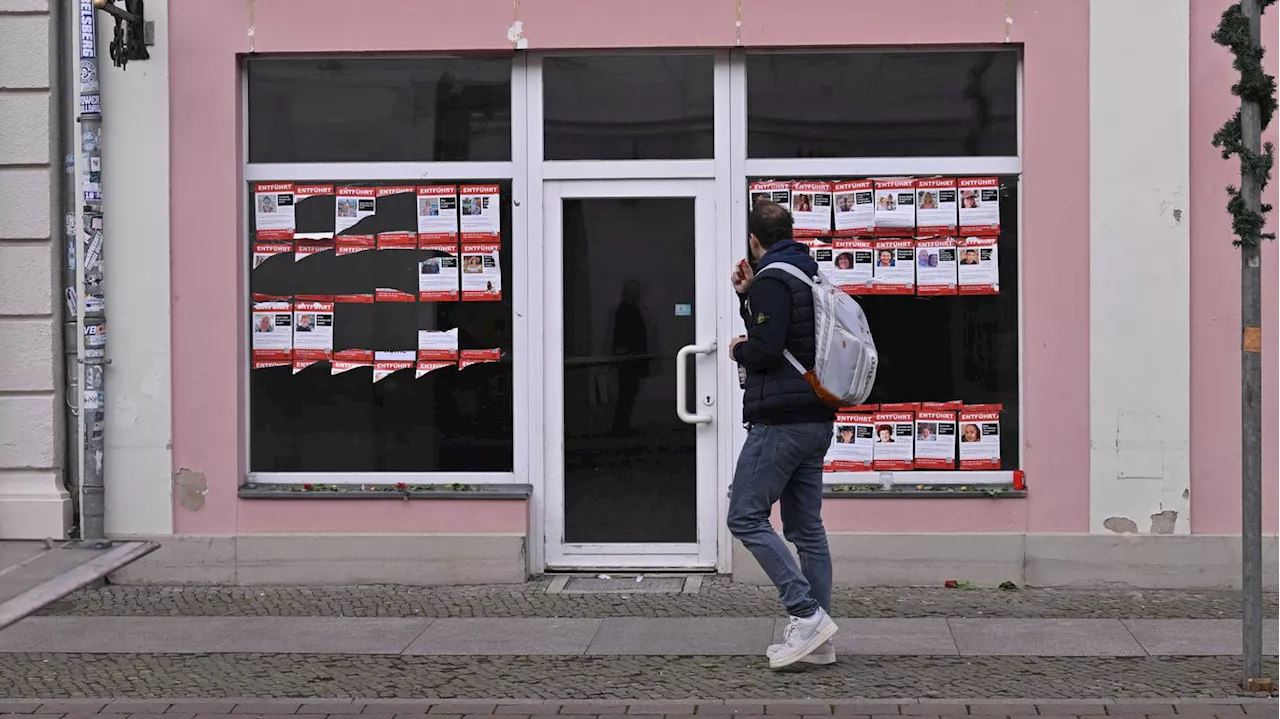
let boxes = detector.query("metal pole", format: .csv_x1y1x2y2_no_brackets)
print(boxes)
56,0,82,533
1237,0,1264,687
76,0,106,541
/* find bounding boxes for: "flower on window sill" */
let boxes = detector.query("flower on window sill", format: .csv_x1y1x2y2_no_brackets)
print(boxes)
303,483,314,491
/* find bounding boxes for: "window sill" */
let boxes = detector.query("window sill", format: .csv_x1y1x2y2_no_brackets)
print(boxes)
239,483,532,500
824,486,1025,499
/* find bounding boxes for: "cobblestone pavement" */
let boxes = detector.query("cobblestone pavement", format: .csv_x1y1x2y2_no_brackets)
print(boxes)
40,580,1280,620
0,698,1276,717
0,654,1276,700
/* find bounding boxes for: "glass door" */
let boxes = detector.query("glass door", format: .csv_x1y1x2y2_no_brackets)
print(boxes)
543,179,719,569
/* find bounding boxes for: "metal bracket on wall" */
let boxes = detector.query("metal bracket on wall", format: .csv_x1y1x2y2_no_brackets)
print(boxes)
93,0,149,68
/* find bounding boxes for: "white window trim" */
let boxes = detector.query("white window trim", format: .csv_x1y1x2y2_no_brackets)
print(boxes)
245,472,516,486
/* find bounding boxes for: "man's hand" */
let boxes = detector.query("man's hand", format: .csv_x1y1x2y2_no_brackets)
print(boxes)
729,335,747,360
730,259,755,294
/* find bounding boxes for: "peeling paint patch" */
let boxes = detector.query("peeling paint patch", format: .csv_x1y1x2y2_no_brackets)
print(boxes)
506,20,527,50
1150,509,1178,534
173,468,208,511
1103,516,1139,534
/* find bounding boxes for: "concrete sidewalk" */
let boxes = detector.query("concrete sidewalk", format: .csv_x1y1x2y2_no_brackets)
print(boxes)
1,616,1276,657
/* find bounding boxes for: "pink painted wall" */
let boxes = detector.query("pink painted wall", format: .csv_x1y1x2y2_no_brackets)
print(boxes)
237,499,528,534
1189,0,1280,534
168,0,1091,536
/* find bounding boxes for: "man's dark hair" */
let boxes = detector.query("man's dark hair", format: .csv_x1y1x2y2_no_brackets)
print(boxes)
749,199,794,248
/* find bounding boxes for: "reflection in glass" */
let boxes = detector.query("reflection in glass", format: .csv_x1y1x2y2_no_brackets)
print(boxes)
543,55,715,161
747,52,1018,158
562,198,697,543
247,58,512,163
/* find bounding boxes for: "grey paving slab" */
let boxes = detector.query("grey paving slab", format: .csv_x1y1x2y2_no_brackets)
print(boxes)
948,618,1147,657
0,618,48,651
0,616,432,654
402,618,601,655
586,618,774,655
1122,619,1280,656
771,618,958,656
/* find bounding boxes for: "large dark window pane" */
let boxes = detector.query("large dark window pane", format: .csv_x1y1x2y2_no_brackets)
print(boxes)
747,52,1018,158
561,198,697,543
248,58,512,163
743,176,1021,469
249,180,513,473
543,55,715,160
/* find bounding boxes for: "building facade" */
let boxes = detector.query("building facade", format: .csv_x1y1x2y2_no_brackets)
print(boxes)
2,0,1278,588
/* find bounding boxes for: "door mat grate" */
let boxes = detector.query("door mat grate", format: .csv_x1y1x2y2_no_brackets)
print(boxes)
547,575,697,594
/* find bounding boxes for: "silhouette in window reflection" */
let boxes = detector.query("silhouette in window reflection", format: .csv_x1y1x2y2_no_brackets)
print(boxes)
610,279,649,437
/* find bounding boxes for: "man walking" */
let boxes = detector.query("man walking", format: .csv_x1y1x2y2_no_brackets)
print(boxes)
728,199,838,669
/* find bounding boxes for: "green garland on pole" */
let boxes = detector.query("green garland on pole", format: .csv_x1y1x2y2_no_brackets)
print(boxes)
1212,0,1278,247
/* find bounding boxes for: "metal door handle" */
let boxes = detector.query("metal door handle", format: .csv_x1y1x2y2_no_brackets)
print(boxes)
676,341,717,425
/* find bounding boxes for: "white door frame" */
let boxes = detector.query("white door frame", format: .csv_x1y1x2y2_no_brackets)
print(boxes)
541,178,721,570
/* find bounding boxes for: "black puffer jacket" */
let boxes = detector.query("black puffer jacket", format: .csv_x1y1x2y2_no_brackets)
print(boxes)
733,240,836,426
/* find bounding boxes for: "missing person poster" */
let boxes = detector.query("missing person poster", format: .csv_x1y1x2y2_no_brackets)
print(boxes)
873,179,916,236
292,297,334,373
253,241,293,270
461,243,502,301
749,180,791,212
254,183,295,240
336,235,375,256
295,240,334,263
418,185,459,244
833,180,875,236
460,184,501,242
460,348,502,369
958,177,1000,234
872,407,916,471
373,350,415,383
791,181,832,237
335,186,377,235
251,295,292,369
419,244,460,302
829,238,875,294
331,349,373,375
959,404,1002,470
957,236,1000,294
915,178,958,237
417,327,459,377
807,239,833,273
872,239,915,294
915,237,959,296
294,184,336,239
914,402,961,469
825,410,875,472
375,233,417,303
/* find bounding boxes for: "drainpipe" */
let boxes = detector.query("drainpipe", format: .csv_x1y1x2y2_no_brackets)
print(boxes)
75,0,106,541
54,0,82,535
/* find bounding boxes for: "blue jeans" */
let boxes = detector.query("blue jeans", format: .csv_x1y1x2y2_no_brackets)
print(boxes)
727,421,833,618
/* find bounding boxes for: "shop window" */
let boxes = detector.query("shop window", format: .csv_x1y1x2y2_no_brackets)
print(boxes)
745,176,1020,470
247,57,512,163
746,51,1018,159
542,55,715,161
248,180,513,473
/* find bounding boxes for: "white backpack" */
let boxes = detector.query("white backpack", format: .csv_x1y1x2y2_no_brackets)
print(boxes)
756,262,878,408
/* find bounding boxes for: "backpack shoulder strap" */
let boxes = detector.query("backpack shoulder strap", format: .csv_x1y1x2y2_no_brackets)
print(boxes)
755,263,816,376
757,262,815,287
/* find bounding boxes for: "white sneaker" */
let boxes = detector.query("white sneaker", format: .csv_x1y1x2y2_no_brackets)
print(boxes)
768,638,836,666
768,608,838,669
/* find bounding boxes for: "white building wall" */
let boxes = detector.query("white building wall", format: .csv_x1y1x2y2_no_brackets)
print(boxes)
0,0,72,538
97,0,172,536
1089,0,1192,534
